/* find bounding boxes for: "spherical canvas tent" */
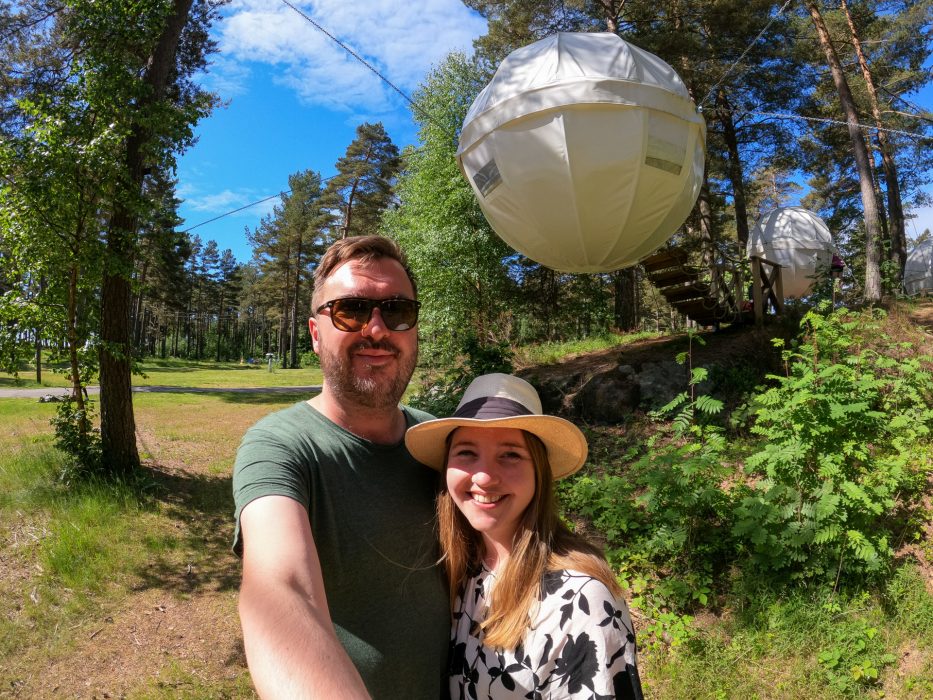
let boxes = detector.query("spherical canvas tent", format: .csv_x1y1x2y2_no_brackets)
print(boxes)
904,239,933,295
457,32,706,273
747,207,837,299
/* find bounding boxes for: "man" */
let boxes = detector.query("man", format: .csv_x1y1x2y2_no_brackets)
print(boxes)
232,235,449,699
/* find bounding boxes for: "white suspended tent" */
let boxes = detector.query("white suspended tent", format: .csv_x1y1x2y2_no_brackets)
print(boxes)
457,32,706,273
904,239,933,295
746,207,839,299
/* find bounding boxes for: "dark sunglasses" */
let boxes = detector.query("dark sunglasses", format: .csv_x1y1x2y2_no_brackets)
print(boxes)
315,297,421,332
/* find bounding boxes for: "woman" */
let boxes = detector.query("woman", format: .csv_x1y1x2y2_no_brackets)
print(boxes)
406,373,644,700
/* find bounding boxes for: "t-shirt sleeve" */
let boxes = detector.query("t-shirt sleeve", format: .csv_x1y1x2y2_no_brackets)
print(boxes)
231,412,314,556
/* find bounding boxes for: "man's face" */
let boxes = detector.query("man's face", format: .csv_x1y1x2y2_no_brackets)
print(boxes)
309,257,418,410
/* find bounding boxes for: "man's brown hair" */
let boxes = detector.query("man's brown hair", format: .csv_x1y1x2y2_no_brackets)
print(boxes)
311,235,417,312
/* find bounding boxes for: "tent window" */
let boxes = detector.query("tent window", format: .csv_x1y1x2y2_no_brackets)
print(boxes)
474,159,502,197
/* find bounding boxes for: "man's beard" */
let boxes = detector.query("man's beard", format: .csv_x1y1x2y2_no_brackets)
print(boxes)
319,338,417,410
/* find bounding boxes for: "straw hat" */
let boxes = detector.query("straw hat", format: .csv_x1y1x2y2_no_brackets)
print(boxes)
405,373,588,479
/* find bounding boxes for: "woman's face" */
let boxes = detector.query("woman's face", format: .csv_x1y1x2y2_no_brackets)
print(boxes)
446,426,537,558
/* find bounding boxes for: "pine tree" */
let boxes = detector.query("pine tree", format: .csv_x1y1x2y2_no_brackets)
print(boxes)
321,122,400,239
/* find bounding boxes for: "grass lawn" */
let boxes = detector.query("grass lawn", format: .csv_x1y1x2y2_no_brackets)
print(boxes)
0,357,323,390
0,389,308,699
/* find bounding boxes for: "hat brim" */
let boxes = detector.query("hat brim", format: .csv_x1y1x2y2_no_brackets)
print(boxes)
405,415,588,480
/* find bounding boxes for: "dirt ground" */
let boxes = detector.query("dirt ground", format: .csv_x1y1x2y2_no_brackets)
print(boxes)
2,417,259,699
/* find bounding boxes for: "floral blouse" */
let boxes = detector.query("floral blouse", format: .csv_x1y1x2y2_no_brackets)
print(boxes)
449,567,644,700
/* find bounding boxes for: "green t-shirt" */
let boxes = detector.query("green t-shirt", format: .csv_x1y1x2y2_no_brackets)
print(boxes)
233,401,449,700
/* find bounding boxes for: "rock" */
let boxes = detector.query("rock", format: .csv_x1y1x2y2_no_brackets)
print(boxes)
635,360,689,409
524,372,584,414
569,371,640,422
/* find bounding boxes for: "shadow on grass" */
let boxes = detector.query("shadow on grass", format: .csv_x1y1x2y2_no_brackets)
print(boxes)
141,364,267,373
216,391,314,405
131,464,242,596
132,387,318,404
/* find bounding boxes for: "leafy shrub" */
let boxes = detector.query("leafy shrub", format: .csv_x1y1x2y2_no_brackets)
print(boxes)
561,351,734,641
733,305,933,583
816,608,897,695
50,397,101,480
626,365,735,608
409,334,513,416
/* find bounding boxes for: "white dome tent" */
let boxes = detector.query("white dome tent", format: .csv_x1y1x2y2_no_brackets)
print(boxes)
457,32,706,273
746,207,838,299
904,239,933,295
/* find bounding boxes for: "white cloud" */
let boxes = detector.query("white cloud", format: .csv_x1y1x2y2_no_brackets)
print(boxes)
200,54,254,98
213,0,486,114
184,188,280,215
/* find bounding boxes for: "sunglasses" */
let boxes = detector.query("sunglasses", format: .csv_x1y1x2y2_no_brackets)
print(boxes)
315,297,421,332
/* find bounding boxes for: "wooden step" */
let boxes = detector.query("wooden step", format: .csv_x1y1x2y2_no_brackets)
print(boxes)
661,281,711,303
673,297,722,318
641,248,690,273
647,266,702,287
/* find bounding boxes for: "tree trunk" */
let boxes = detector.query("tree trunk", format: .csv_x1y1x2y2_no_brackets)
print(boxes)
132,259,148,353
35,276,45,384
99,0,194,474
613,268,638,330
841,0,906,284
34,331,41,384
716,91,750,250
290,237,303,369
215,290,224,362
697,173,716,270
805,0,883,302
67,263,86,419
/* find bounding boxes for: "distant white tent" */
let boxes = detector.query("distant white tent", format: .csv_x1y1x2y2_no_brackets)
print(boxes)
747,207,837,299
457,32,706,273
904,240,933,295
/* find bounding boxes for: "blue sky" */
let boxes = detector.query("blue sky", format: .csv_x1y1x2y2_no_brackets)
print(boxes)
175,0,933,265
176,0,487,263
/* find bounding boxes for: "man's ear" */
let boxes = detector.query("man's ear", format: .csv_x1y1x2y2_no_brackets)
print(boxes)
309,316,321,353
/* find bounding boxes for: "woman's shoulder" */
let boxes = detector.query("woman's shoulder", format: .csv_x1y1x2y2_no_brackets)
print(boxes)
540,568,619,601
532,568,636,646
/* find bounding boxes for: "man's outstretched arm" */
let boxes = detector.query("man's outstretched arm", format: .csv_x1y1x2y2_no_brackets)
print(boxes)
238,495,370,700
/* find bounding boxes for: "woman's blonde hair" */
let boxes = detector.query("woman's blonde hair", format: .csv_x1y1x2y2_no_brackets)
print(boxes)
438,430,621,650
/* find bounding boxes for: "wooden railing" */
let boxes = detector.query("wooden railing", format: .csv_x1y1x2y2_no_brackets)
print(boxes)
749,256,784,326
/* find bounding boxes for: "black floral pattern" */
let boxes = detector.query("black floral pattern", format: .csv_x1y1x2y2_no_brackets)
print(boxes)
449,569,644,699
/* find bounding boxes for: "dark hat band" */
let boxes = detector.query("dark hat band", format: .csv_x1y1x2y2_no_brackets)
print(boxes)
454,396,533,420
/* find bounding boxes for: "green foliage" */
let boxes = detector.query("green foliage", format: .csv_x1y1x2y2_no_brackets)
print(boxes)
408,334,513,416
883,563,933,642
733,305,933,583
560,306,932,661
384,52,515,363
50,397,102,480
560,340,733,644
321,122,399,238
300,350,320,368
621,358,734,623
816,608,897,695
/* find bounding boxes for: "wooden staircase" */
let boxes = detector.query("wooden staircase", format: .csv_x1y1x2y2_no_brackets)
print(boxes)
641,248,785,328
641,248,742,328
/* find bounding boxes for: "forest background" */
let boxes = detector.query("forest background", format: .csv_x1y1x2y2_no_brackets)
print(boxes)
2,0,933,697
2,0,933,474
